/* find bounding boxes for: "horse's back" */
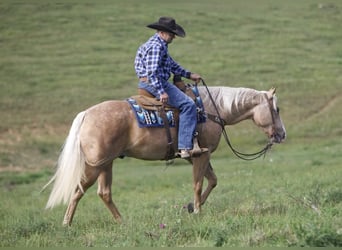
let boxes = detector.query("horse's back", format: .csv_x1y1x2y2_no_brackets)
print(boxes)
86,100,131,116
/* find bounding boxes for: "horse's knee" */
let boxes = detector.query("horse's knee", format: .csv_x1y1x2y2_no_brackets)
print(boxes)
98,191,112,203
207,167,218,188
193,182,203,196
210,177,217,189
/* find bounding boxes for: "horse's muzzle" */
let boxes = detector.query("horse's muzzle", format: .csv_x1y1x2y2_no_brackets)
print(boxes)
271,132,286,144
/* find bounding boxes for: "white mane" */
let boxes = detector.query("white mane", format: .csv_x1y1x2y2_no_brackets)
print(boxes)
199,86,266,116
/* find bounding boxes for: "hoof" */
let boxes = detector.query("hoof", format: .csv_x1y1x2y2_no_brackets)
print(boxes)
187,203,194,213
62,221,71,227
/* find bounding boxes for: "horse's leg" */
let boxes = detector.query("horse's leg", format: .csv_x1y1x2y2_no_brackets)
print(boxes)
63,165,99,226
191,152,210,214
200,161,217,205
97,163,122,223
63,187,85,226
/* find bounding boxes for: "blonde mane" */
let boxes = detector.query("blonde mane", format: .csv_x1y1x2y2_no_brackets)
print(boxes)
199,86,266,116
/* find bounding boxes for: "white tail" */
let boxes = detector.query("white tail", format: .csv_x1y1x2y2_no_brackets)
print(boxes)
45,111,86,209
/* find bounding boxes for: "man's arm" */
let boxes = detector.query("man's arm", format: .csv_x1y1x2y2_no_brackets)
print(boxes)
170,57,201,83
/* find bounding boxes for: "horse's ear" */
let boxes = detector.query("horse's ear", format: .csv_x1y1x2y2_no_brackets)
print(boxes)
269,87,276,96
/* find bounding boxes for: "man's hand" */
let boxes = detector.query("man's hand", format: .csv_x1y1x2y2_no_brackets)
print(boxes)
160,92,169,104
190,73,202,84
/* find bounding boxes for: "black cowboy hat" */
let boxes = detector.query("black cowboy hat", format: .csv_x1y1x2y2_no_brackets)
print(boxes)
147,17,186,38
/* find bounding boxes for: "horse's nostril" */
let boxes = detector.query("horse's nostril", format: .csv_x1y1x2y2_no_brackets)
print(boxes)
282,132,286,140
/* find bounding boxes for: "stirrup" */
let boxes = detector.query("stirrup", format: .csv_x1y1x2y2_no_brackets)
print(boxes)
191,147,209,157
191,136,209,157
175,148,208,159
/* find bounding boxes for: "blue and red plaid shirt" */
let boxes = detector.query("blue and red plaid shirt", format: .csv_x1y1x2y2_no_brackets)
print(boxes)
134,33,191,95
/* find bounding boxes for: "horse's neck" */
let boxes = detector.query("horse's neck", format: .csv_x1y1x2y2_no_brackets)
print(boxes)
200,87,265,125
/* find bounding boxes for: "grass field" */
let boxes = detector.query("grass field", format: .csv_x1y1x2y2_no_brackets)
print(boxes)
0,0,341,247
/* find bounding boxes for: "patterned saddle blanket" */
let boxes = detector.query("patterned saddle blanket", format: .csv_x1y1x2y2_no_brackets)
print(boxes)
127,85,206,128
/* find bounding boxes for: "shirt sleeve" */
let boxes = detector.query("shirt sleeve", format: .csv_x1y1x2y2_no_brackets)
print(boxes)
146,44,165,95
170,56,191,79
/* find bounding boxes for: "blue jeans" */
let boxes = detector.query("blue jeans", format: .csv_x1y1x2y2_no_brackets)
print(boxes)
139,81,197,150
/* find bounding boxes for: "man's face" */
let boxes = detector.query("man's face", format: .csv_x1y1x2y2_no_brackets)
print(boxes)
159,31,176,44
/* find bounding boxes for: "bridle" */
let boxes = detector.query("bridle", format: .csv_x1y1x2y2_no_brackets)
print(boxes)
200,79,274,160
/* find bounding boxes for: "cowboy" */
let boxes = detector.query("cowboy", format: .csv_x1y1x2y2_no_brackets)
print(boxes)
134,17,205,159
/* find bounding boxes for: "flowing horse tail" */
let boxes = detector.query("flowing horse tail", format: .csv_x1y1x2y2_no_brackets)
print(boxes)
44,111,86,209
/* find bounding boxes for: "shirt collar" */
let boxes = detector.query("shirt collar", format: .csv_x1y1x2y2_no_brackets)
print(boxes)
154,33,168,48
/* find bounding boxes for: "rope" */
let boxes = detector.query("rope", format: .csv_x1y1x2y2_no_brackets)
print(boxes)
200,78,273,160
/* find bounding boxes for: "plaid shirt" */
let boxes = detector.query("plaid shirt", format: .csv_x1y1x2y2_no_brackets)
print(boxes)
135,33,191,95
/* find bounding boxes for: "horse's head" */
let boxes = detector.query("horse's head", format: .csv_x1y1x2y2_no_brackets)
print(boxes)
252,87,286,143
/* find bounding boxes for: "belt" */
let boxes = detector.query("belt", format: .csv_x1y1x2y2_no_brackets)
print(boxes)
139,77,148,83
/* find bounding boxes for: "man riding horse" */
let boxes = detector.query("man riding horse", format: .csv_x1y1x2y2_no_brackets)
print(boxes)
44,17,286,227
134,16,207,159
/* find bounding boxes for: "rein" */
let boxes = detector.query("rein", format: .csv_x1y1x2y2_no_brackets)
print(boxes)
200,79,273,160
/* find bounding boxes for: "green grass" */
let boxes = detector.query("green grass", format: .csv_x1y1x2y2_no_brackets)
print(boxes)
0,0,341,247
1,152,341,247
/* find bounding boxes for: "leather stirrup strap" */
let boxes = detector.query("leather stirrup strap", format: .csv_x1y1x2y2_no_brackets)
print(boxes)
158,106,175,160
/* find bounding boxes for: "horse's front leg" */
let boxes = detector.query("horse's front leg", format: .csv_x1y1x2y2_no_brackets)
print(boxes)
200,161,217,206
191,152,210,214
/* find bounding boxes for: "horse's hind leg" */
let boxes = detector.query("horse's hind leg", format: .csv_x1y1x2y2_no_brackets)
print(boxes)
63,187,84,226
63,165,99,226
97,163,122,223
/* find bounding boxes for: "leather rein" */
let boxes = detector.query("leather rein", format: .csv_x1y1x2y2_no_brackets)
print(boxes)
201,79,273,160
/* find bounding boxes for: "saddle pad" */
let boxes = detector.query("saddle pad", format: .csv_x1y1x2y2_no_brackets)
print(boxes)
127,98,176,128
127,85,206,128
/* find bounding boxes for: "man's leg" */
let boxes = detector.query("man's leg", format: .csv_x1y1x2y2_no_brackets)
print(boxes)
165,84,197,151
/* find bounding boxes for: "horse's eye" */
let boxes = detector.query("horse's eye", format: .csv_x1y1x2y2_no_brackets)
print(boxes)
276,107,280,113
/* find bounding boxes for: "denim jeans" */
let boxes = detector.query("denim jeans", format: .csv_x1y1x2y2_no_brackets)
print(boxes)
139,81,197,150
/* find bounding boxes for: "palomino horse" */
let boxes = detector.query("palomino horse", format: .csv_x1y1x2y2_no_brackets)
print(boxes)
45,86,286,226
